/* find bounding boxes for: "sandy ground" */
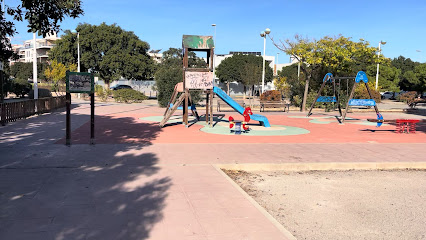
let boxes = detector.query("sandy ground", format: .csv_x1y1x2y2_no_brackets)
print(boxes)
224,169,426,240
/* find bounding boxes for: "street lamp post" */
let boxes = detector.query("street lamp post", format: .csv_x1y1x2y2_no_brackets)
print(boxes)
211,24,216,85
260,28,270,94
33,32,38,100
72,30,81,98
276,52,279,75
71,30,80,72
375,41,386,90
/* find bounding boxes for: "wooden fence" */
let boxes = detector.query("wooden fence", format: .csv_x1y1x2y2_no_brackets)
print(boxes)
1,96,66,126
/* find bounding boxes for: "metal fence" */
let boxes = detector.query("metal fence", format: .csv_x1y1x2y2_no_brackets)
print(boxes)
0,96,66,126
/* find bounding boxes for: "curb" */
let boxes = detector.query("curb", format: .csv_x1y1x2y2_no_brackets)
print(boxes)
213,165,297,240
216,161,426,172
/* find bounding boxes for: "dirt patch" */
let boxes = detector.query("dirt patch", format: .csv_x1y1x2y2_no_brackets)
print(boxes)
223,169,426,240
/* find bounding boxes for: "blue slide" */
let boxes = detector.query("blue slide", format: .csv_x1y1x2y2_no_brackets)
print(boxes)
213,86,271,127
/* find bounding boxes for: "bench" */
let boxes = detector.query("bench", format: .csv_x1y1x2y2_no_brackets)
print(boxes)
217,99,245,112
260,101,290,112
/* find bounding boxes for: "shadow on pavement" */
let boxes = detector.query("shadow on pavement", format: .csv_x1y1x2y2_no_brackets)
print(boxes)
0,109,170,239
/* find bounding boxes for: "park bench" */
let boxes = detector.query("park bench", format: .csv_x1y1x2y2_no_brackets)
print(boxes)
260,100,290,112
408,98,426,108
217,99,245,112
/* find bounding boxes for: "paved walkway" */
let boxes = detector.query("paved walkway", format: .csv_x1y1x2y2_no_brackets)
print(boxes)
1,100,425,240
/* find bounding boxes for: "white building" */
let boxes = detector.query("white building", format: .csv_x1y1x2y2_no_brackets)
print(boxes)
10,32,60,64
148,50,163,63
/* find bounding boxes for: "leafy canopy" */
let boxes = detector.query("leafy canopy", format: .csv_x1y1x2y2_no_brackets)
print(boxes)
215,54,273,86
272,34,386,111
8,62,47,80
403,63,426,93
44,60,77,94
1,0,83,61
49,23,155,85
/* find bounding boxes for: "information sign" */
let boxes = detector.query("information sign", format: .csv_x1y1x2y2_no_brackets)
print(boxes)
66,72,94,93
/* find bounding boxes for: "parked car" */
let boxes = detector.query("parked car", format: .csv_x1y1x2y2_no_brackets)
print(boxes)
381,91,394,99
110,85,132,90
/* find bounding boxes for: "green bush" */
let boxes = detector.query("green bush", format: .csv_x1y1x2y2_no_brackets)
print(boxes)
112,89,147,103
11,78,32,98
95,85,104,95
354,82,381,103
29,88,52,99
94,85,111,102
292,95,302,107
155,66,182,107
398,91,417,104
292,92,336,110
260,90,281,101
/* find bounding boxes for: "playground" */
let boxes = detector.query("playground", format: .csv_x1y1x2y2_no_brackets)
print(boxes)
1,35,426,240
1,95,426,239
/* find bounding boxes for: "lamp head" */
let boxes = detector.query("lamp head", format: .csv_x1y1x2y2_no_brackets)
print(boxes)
71,30,78,34
265,28,271,34
380,41,387,45
260,31,266,37
212,24,216,27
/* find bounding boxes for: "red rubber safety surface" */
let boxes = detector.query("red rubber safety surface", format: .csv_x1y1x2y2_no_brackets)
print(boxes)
56,108,426,145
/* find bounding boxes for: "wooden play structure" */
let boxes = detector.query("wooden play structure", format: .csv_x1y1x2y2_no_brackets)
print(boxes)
160,35,215,128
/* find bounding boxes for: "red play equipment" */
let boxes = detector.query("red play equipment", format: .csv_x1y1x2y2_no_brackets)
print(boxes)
229,107,253,133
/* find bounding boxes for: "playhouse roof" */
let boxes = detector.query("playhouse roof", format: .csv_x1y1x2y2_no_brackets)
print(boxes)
182,35,214,50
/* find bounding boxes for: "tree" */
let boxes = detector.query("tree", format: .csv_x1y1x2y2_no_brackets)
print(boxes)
155,48,206,107
273,76,290,98
271,35,385,111
366,65,400,92
239,62,261,105
44,60,77,95
404,63,426,94
278,63,306,101
1,0,83,61
391,56,420,90
9,62,47,81
215,54,273,95
49,23,155,87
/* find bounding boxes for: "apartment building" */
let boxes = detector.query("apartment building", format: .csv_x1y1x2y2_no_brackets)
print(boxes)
10,33,60,64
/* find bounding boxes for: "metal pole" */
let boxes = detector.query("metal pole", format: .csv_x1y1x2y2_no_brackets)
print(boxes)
298,61,301,80
66,92,71,146
77,32,80,72
375,42,381,90
276,52,279,75
77,32,81,99
212,24,216,85
261,36,266,94
90,92,95,145
33,32,38,100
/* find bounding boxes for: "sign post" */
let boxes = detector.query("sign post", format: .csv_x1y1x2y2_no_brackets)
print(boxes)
65,71,95,145
0,61,4,126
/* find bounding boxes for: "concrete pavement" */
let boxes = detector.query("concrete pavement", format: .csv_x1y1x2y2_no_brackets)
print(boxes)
1,100,425,240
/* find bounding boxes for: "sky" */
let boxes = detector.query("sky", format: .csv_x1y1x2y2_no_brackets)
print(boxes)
7,0,426,63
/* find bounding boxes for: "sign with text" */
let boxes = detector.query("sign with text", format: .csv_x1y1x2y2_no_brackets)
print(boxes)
66,72,94,93
185,71,213,90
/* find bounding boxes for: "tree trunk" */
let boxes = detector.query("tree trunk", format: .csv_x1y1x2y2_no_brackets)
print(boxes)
243,85,246,100
301,74,311,112
227,82,230,95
